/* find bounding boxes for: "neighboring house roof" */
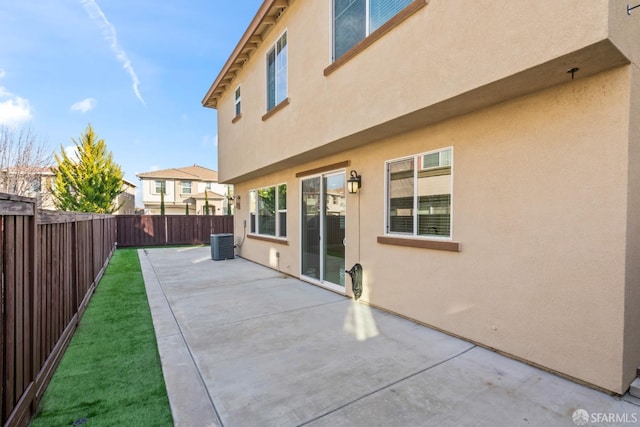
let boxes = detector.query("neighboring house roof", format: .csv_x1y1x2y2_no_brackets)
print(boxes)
136,165,219,181
191,190,226,200
202,0,289,108
2,166,55,175
123,178,137,188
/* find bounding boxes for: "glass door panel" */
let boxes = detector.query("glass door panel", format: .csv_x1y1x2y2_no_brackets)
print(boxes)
301,177,320,280
323,173,346,287
301,172,346,289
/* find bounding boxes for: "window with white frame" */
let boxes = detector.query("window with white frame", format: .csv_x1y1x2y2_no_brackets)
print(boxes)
249,184,287,237
154,180,166,194
266,32,287,111
386,147,452,238
181,181,192,194
234,86,241,117
333,0,412,60
205,182,213,191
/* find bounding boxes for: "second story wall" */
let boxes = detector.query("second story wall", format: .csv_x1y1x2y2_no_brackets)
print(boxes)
141,178,176,203
212,0,637,183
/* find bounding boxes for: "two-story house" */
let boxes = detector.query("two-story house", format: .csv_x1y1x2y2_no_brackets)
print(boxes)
137,164,229,215
0,166,56,209
203,1,640,395
0,167,136,214
115,179,137,215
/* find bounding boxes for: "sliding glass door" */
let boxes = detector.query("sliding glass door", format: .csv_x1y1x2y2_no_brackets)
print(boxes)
301,172,346,289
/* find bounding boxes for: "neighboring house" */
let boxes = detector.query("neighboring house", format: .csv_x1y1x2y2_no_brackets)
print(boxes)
202,1,640,395
0,166,137,214
136,165,229,215
0,166,56,210
114,179,137,215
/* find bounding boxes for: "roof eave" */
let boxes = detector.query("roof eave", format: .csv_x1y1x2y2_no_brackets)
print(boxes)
202,0,289,109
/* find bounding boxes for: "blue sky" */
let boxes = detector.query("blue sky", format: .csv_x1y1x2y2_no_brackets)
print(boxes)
0,0,263,204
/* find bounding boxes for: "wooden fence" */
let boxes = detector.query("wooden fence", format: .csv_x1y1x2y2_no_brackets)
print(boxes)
116,215,234,247
1,194,116,427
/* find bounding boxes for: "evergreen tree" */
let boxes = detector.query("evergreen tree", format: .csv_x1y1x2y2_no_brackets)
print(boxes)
51,124,123,213
204,191,210,216
226,186,233,215
160,190,165,216
185,202,189,215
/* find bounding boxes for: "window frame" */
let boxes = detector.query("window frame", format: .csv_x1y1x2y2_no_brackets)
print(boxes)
249,183,287,238
266,31,288,112
154,180,166,195
332,0,413,62
325,0,426,76
234,86,241,117
181,181,192,194
384,146,454,240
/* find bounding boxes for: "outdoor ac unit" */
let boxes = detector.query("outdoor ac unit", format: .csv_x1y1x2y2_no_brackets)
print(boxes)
211,233,234,260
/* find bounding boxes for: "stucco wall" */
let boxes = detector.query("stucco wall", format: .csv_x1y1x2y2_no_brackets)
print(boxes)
216,0,621,183
232,67,634,394
623,64,640,391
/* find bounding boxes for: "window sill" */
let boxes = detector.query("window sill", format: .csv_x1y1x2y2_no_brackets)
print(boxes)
262,98,290,121
324,0,428,77
248,234,289,245
232,113,242,124
377,235,460,252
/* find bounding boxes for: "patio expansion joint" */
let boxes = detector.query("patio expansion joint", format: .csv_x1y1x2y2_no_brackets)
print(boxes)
296,343,478,427
141,250,226,427
184,298,348,333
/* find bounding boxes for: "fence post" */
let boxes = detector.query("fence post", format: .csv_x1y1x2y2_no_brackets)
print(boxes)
29,203,38,415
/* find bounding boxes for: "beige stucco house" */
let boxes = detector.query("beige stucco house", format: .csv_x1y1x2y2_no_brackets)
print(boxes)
0,166,56,209
114,179,137,215
137,165,229,215
203,0,640,395
0,167,136,214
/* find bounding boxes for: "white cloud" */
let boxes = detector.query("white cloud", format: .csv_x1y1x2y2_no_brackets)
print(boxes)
64,145,79,162
70,97,97,113
0,68,32,126
0,86,32,127
201,134,217,148
80,0,146,106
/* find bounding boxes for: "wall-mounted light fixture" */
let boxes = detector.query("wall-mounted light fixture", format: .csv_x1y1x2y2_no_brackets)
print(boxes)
628,3,640,15
347,170,362,194
235,195,241,209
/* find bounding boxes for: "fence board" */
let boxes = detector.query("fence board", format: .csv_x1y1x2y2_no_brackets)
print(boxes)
3,205,232,426
1,197,116,427
116,215,234,247
0,216,3,423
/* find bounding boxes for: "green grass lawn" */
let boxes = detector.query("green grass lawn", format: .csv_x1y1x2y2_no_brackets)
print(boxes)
30,248,173,427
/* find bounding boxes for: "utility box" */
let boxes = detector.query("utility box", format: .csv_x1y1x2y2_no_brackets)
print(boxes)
211,233,234,260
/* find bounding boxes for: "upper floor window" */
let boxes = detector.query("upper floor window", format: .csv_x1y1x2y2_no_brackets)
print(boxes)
386,147,452,238
267,32,288,111
205,182,213,191
333,0,412,60
249,183,287,237
181,181,192,194
234,86,241,117
154,180,166,194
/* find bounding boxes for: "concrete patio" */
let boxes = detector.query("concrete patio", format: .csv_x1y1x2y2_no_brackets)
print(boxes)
139,246,640,426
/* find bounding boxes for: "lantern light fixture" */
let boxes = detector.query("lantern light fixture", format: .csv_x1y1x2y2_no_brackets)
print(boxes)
347,170,362,194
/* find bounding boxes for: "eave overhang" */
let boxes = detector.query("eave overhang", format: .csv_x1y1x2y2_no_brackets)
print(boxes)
202,0,290,109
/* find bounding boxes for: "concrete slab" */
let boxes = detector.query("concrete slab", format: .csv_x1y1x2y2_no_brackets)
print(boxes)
140,247,640,427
